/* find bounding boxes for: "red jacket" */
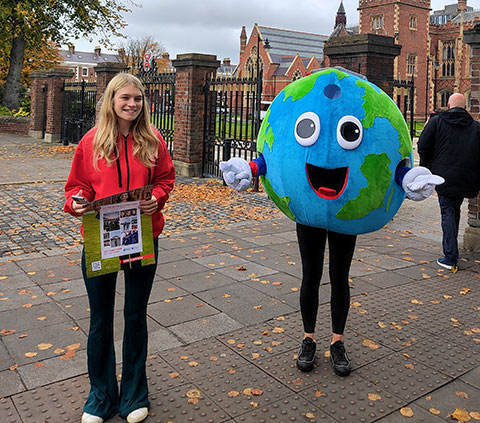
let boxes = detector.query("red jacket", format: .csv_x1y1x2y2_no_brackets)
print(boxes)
64,127,175,238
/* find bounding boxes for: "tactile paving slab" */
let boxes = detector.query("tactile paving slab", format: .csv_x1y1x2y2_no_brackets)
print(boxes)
193,363,292,418
161,338,250,382
402,336,480,378
356,351,452,402
233,394,339,423
146,353,191,394
12,376,89,423
148,383,231,423
0,398,22,423
217,323,299,361
300,373,406,423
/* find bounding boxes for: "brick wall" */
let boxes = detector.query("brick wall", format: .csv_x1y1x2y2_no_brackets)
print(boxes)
0,116,30,135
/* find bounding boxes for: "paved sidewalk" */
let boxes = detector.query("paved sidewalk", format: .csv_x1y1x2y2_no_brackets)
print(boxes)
0,134,479,423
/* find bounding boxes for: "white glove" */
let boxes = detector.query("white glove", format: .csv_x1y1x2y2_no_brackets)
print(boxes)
402,166,445,201
219,157,252,191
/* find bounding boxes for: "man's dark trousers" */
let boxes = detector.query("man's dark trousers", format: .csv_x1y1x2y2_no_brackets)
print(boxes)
438,195,463,265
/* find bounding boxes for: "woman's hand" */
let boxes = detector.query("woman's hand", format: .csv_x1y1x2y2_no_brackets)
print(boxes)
72,190,91,216
139,195,158,215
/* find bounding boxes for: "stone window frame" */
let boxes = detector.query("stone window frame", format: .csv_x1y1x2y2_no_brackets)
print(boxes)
406,53,417,76
441,40,456,77
372,14,384,31
440,89,453,108
409,14,418,30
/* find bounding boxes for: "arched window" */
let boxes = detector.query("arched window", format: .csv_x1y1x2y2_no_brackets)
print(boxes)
442,41,455,77
441,90,452,108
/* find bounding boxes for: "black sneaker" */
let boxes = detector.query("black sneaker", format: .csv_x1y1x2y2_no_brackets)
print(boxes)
296,337,316,372
330,340,351,376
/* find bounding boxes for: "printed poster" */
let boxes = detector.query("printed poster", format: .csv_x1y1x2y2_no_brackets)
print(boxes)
82,186,156,278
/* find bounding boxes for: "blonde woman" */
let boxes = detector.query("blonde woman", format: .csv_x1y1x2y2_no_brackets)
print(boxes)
64,73,175,423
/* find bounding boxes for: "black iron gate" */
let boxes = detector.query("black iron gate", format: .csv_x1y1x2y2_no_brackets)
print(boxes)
139,71,175,155
393,76,415,139
203,75,262,178
61,80,97,145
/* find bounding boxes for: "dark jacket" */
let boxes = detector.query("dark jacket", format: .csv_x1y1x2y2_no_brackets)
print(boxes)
417,107,480,198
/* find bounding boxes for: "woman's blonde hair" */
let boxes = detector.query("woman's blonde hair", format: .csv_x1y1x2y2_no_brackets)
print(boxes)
93,73,158,168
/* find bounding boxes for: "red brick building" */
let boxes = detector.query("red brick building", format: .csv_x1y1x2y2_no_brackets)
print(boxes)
234,24,326,103
358,0,480,118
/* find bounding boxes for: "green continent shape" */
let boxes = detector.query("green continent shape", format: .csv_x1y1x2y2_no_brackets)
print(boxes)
356,80,412,158
257,108,274,153
261,175,296,221
336,153,392,220
283,68,348,102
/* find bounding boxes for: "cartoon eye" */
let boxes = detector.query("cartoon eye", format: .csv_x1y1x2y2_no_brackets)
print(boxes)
294,112,320,146
336,115,363,150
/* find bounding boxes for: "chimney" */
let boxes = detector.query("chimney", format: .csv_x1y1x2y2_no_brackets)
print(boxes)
240,26,247,61
68,44,75,54
223,57,231,66
94,46,101,56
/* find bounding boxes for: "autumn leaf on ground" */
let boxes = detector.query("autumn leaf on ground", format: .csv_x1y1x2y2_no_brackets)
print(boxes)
368,393,381,401
169,372,179,379
186,389,201,399
362,339,380,350
305,412,315,419
429,408,441,415
400,407,414,417
37,343,53,351
456,391,469,399
25,352,38,358
410,299,424,305
272,327,284,334
450,408,471,422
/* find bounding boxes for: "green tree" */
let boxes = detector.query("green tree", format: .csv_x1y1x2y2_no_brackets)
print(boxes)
0,0,133,110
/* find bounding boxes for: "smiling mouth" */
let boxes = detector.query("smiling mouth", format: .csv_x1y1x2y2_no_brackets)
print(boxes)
306,163,348,200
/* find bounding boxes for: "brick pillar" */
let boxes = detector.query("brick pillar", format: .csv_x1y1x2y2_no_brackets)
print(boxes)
95,62,128,120
43,68,74,143
172,53,220,176
462,23,480,251
29,71,48,139
323,34,401,97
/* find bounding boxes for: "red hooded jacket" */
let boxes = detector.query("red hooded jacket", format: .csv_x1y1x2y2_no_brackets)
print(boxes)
64,127,175,238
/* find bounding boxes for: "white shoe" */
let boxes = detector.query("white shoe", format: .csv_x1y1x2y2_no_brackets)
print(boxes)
82,412,104,423
127,407,149,423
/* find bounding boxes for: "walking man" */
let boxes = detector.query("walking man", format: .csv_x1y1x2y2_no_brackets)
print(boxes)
418,93,480,272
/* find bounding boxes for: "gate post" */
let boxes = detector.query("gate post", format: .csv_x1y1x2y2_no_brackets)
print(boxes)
42,68,74,143
463,23,480,252
172,53,220,176
29,71,49,139
95,62,128,121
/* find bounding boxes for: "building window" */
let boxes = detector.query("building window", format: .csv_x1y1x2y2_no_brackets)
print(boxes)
407,54,416,76
82,67,88,77
372,15,383,30
292,70,303,81
441,90,452,108
442,41,455,77
409,15,417,30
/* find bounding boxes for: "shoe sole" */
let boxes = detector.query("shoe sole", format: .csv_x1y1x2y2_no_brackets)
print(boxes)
330,357,351,376
296,359,315,372
437,259,458,273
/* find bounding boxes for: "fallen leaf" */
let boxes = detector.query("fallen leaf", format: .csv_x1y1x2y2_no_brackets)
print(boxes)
315,390,326,397
9,364,18,371
378,322,387,328
410,299,424,305
22,304,33,308
188,361,198,367
305,412,315,419
37,343,53,351
429,408,441,415
368,393,382,401
186,389,201,399
272,327,284,334
400,407,414,417
456,391,469,399
251,353,260,359
250,401,258,407
450,408,471,422
405,363,415,369
54,348,65,354
169,372,179,378
35,362,44,368
362,339,380,350
227,390,240,397
469,412,480,420
25,352,38,358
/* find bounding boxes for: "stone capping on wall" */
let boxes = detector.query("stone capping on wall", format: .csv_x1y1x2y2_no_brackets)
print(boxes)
172,53,220,69
324,33,402,57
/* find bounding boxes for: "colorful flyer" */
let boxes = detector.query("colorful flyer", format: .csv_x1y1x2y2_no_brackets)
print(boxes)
83,186,155,278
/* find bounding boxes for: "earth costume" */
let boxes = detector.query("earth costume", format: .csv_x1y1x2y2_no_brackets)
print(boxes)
221,68,444,374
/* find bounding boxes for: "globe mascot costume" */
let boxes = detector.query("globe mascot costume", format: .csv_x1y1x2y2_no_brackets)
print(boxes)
220,67,444,376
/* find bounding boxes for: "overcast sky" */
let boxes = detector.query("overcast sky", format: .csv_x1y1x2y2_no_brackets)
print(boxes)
72,0,476,62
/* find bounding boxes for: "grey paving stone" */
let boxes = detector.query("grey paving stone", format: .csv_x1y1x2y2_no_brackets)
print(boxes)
38,277,86,300
14,254,75,272
3,321,87,366
155,258,210,279
0,369,25,398
160,338,249,381
0,340,15,371
215,262,277,281
0,397,23,423
166,270,238,294
225,299,296,326
356,254,415,271
0,301,73,334
0,260,22,275
242,271,301,298
460,366,480,389
0,285,51,311
17,349,88,390
148,294,219,327
0,272,37,289
413,379,480,421
25,263,83,286
194,363,292,419
169,312,243,344
374,404,446,422
192,252,249,269
356,269,415,288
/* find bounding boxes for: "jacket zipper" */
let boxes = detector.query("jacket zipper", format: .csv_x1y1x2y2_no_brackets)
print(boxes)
124,135,131,191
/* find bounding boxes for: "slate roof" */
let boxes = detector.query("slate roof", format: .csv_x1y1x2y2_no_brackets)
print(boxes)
258,25,328,61
59,49,122,66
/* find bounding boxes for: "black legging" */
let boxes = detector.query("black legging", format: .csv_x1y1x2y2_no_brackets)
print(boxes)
296,223,357,335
